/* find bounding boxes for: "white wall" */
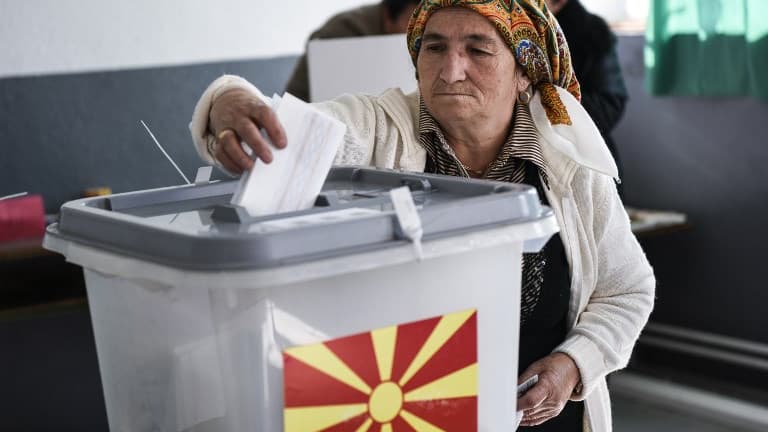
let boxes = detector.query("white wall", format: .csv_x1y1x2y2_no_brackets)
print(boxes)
0,0,373,78
581,0,649,23
0,0,650,79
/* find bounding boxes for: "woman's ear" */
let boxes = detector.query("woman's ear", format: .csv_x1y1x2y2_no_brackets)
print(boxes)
517,72,532,93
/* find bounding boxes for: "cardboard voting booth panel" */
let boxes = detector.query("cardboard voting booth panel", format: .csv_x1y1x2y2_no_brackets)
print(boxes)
308,34,417,102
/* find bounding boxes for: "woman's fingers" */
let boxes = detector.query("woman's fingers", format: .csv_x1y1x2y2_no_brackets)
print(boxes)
520,409,560,427
523,400,562,418
515,353,581,426
221,134,254,173
521,400,562,426
249,103,287,149
517,380,548,411
216,143,242,174
236,121,274,164
209,88,288,171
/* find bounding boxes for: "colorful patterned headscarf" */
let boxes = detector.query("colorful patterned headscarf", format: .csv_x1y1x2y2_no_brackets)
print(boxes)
406,0,580,125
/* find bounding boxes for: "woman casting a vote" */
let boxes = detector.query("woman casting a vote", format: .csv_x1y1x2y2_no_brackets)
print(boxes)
189,1,655,430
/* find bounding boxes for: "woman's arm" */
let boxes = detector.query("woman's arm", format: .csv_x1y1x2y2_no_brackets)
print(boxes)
556,170,656,399
189,75,381,173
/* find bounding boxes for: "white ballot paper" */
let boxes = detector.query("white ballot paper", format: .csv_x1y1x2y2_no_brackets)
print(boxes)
230,93,347,215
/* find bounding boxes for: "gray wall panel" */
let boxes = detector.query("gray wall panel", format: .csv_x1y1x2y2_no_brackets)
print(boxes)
615,36,768,343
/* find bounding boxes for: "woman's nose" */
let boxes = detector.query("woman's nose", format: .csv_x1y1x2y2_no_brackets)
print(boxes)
439,51,467,83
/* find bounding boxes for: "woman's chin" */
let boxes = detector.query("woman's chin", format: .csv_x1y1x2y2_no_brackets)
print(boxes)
427,100,477,122
431,110,477,126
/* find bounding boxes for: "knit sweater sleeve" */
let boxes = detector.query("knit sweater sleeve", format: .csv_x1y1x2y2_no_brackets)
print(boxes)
313,94,380,166
555,170,656,400
189,75,383,170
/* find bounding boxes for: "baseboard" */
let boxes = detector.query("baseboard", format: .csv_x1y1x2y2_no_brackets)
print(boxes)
642,322,768,370
611,371,768,431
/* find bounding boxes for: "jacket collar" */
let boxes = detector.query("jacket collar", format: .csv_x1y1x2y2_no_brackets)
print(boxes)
529,86,619,189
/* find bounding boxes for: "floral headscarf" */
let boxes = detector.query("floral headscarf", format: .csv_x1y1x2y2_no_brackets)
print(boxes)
406,0,580,125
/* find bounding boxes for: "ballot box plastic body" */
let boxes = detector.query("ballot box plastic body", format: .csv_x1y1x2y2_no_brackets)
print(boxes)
44,167,558,432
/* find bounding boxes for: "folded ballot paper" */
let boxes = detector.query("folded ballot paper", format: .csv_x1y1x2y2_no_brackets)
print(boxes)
230,93,347,216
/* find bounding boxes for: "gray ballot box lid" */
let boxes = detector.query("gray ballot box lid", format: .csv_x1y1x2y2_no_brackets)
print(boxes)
46,167,553,271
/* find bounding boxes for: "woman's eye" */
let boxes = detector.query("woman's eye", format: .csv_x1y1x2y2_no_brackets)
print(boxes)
471,48,491,56
424,44,444,53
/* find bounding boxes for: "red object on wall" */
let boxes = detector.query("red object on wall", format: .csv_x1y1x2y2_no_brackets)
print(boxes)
0,195,46,243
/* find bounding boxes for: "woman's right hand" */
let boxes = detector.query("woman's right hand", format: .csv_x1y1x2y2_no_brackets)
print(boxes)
208,88,288,174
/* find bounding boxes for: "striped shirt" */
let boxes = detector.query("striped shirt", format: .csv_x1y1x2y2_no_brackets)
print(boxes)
418,99,549,324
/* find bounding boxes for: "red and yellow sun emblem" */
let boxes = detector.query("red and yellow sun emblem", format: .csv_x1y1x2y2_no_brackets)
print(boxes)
283,309,478,431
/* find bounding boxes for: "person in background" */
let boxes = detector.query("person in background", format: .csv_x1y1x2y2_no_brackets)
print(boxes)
546,0,628,195
285,0,420,102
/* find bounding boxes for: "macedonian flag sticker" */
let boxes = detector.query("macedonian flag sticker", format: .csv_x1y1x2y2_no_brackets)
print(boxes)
283,308,478,431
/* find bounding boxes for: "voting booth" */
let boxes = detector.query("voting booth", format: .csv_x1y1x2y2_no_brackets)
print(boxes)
44,167,558,431
307,34,417,102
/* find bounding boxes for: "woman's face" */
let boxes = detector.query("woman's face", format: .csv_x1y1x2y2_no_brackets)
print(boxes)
416,8,528,129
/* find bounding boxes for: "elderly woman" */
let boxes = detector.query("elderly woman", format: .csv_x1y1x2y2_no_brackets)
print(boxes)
189,1,654,430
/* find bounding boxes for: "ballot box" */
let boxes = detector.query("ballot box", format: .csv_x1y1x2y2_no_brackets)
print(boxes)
44,167,558,432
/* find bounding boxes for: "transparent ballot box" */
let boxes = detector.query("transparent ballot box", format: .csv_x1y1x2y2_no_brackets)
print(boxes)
44,167,558,431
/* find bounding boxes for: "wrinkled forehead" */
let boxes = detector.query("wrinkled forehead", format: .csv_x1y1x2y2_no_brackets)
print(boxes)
421,7,505,43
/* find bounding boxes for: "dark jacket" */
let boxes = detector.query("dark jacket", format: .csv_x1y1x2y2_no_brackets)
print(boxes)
556,0,628,184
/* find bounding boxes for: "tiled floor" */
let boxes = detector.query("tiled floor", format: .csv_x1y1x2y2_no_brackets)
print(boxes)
612,394,756,432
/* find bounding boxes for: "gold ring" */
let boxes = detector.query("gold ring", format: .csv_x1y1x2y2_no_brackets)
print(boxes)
206,136,218,157
216,128,236,141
